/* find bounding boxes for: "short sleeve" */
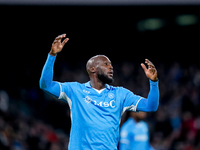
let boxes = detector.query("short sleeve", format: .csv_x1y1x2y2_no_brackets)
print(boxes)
121,88,143,114
58,82,78,109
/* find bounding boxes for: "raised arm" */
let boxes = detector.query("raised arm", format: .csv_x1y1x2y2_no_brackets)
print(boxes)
137,59,159,112
39,34,69,97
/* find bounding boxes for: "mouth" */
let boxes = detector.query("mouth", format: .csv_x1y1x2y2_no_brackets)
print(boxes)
108,71,114,77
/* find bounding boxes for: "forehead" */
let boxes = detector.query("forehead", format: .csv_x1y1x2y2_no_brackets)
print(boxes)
87,55,111,68
97,56,111,63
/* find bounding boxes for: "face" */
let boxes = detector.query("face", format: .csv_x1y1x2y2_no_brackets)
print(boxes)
96,56,114,84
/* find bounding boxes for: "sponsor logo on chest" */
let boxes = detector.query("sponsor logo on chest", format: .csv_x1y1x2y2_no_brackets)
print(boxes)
83,93,116,108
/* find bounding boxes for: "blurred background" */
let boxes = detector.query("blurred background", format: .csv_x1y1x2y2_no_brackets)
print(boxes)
1,1,200,149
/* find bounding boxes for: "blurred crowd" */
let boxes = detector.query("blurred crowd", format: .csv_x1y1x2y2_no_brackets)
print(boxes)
1,60,200,150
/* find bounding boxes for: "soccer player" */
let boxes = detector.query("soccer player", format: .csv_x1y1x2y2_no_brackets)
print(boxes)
119,112,154,150
39,34,159,150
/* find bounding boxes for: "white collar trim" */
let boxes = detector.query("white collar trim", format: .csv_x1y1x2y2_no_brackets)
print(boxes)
93,88,106,94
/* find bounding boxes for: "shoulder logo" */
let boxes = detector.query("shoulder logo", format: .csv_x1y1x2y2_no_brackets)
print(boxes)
108,93,115,99
83,89,90,94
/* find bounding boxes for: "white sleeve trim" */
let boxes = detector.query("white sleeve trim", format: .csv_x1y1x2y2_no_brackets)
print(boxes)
135,97,143,109
58,83,72,109
121,97,143,116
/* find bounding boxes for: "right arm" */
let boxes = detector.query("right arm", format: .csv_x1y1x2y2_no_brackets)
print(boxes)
39,34,69,97
39,54,60,97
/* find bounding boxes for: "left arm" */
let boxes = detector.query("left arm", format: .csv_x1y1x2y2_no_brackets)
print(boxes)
137,59,159,112
137,80,159,112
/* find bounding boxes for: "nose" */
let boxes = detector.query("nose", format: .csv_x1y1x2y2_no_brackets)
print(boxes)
109,64,113,70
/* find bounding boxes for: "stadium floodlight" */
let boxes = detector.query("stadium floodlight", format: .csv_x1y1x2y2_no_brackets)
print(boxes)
175,14,198,26
137,18,166,32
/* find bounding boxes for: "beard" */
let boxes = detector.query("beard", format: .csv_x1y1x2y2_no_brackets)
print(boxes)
97,72,114,84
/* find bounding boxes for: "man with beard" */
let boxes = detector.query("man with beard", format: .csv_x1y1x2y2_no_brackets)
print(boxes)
39,34,159,150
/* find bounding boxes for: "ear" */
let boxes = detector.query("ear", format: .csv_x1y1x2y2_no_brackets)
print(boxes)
89,67,96,74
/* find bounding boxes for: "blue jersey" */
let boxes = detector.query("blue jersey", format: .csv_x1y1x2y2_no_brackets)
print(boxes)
119,118,154,150
58,81,143,150
39,54,159,150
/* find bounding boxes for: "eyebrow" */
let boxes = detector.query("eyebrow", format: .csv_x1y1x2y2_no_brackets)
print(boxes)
104,60,112,65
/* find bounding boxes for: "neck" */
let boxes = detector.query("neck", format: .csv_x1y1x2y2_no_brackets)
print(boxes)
90,77,106,90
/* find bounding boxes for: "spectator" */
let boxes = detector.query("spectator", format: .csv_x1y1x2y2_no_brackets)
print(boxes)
119,111,154,150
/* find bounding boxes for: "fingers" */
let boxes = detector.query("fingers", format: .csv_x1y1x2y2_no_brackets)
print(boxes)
141,63,147,72
145,59,155,68
55,34,66,40
141,59,156,71
53,34,69,45
145,59,157,74
61,38,69,46
141,59,158,81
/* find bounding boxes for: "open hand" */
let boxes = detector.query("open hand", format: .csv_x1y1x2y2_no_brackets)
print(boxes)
49,34,69,56
141,59,158,82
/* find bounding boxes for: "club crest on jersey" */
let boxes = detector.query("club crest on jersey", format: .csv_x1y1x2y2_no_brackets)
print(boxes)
108,93,115,99
84,96,92,104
